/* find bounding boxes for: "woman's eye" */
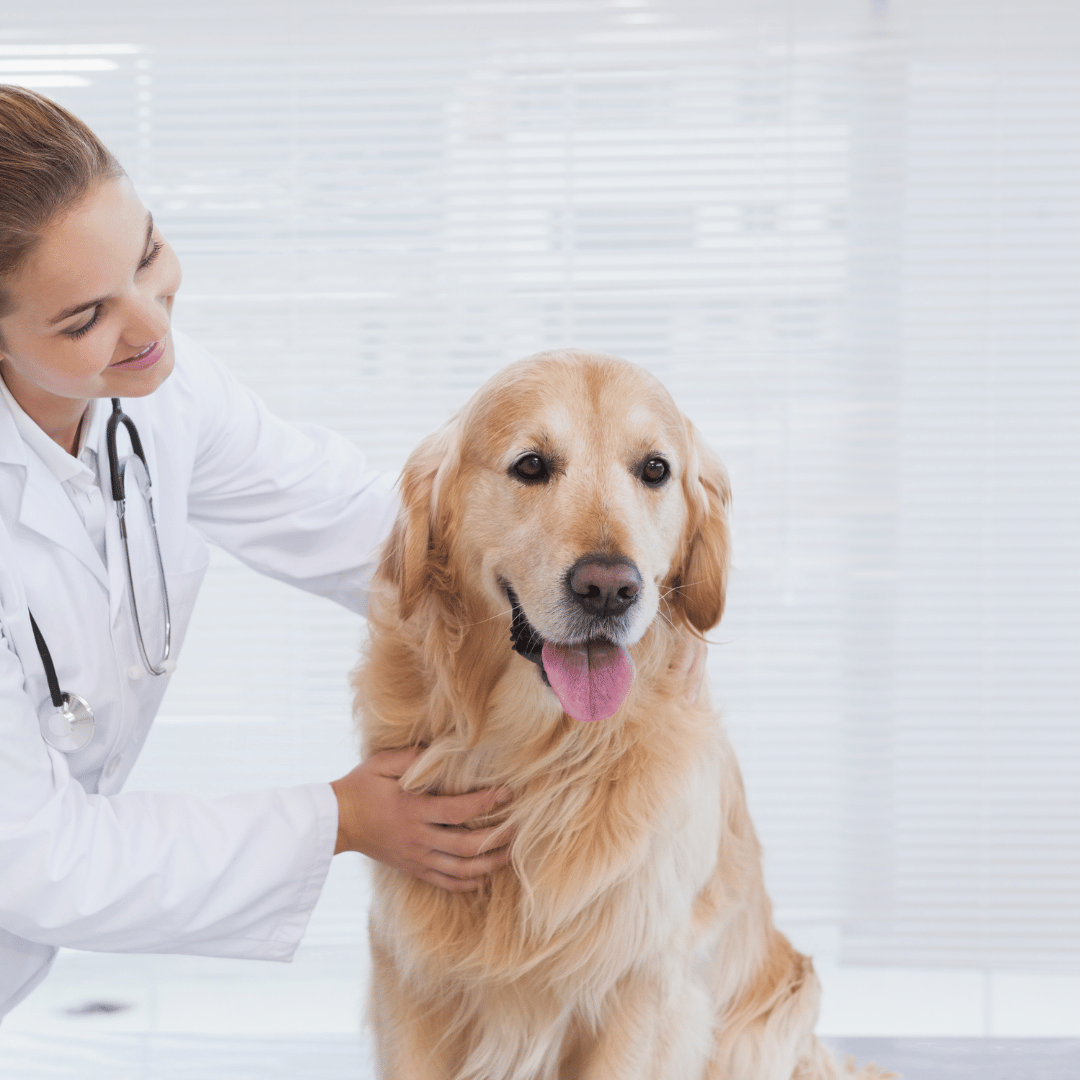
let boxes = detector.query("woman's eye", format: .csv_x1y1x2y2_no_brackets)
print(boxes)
66,307,102,340
511,453,549,483
641,457,669,486
139,241,163,269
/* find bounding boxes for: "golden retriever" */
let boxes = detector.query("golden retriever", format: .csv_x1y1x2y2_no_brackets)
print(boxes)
353,350,889,1080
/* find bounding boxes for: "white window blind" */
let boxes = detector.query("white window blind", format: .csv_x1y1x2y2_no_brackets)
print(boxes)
11,0,1077,973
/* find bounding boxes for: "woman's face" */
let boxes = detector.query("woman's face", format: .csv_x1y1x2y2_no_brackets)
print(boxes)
0,174,181,423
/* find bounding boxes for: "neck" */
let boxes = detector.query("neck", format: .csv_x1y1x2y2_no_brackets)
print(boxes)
0,365,89,455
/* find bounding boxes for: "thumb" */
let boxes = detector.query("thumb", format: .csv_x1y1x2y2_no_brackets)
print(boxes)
366,745,424,779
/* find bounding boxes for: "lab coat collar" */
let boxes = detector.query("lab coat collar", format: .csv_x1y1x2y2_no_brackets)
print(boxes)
0,385,110,591
0,379,27,469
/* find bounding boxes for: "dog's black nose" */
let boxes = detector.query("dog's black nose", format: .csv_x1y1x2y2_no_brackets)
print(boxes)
568,557,642,618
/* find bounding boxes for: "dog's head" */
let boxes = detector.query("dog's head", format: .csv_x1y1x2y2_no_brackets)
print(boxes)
380,350,730,723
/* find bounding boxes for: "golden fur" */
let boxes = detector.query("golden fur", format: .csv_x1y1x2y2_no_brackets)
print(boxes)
353,351,892,1080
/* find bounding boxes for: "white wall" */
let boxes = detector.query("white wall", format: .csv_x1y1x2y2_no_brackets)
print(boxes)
7,0,1077,975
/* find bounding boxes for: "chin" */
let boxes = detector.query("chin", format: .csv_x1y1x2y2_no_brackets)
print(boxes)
105,344,175,398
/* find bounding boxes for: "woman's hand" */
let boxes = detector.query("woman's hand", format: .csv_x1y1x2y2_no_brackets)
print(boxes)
668,631,708,704
330,747,513,892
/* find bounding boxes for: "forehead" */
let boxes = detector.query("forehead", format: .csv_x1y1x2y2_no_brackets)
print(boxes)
463,353,686,461
6,176,146,318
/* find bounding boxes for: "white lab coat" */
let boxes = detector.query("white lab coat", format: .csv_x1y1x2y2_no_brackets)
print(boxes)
0,331,397,1017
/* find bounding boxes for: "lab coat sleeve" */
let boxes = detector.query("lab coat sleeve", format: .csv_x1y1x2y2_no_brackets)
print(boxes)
0,625,338,959
176,334,399,615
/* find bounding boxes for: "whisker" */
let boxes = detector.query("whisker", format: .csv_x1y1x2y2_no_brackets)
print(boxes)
457,606,514,630
660,577,710,597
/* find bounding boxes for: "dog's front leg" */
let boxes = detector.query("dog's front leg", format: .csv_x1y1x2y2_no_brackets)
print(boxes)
567,970,714,1080
368,936,466,1080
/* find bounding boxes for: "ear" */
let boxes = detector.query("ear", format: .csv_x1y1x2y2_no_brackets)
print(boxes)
669,420,732,633
379,424,459,621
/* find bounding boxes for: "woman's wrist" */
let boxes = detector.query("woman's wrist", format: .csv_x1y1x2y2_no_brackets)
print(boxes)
329,775,354,855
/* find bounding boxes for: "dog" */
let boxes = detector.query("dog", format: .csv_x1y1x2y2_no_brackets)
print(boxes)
352,350,889,1079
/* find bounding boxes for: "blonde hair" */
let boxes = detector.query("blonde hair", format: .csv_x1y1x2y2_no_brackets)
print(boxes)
0,85,123,319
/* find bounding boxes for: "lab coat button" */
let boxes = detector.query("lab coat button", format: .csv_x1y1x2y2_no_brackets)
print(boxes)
105,755,123,778
127,664,144,681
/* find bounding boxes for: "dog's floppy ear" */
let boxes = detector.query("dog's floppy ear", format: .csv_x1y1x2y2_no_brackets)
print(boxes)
380,424,459,621
669,420,732,633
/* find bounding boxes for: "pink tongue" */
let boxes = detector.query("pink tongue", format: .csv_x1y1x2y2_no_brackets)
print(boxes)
541,640,635,722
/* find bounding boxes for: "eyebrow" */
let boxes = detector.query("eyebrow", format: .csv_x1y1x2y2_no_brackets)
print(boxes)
50,212,155,325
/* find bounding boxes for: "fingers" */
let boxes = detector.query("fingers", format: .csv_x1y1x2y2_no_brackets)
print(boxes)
668,632,702,675
366,745,423,778
423,844,512,882
403,839,512,893
668,631,708,703
668,634,693,676
340,746,516,892
425,820,513,859
428,785,513,827
418,869,482,893
682,638,707,703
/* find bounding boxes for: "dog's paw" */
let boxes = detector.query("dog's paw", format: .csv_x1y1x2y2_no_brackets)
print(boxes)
842,1057,901,1080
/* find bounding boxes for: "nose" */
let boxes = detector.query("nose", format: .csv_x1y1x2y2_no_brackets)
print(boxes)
568,556,642,618
123,286,170,348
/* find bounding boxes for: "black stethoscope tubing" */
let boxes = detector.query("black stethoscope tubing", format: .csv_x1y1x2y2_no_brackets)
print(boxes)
31,398,172,753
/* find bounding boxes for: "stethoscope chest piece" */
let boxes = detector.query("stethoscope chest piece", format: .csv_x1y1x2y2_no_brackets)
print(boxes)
39,692,95,753
29,610,97,753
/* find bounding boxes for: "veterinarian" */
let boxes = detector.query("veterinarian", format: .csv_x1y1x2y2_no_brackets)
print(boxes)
0,86,515,1020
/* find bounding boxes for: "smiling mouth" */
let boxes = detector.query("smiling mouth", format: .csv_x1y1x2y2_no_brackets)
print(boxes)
112,339,165,370
506,585,548,679
504,584,637,722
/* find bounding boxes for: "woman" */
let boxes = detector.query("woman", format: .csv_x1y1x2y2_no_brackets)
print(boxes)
0,85,513,1019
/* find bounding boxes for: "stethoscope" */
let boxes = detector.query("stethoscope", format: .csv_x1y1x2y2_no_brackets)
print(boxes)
31,398,172,753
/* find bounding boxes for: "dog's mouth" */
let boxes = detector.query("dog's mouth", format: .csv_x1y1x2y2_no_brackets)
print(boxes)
505,585,635,723
507,586,547,673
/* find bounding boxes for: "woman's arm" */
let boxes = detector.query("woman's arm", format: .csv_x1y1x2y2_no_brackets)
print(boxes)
0,628,335,960
166,335,514,890
174,331,397,614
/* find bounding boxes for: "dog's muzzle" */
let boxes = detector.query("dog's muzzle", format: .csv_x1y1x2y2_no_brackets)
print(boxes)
503,582,637,722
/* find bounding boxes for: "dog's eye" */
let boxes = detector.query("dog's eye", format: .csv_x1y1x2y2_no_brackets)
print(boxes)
641,457,669,486
511,453,549,484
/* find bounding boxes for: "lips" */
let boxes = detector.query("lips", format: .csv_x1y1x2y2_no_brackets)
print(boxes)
112,338,165,371
507,586,547,672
